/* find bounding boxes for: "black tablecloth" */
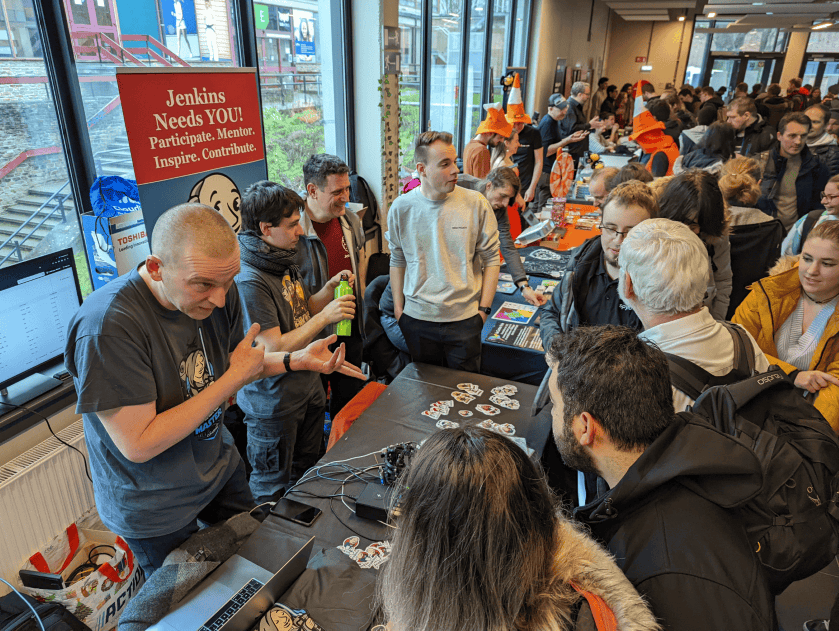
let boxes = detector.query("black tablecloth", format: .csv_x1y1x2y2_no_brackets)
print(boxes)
243,363,548,631
479,246,571,385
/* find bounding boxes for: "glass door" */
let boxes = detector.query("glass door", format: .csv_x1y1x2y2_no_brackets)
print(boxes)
63,0,119,38
801,57,839,94
704,57,741,96
742,58,775,91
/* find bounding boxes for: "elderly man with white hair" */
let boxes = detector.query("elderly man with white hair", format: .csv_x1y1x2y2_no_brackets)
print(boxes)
617,218,770,411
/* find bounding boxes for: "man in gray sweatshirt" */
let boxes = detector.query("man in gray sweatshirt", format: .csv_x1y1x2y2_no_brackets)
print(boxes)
387,131,501,372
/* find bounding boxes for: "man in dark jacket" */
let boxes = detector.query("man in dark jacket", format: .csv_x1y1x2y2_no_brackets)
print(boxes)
806,104,839,176
546,325,778,631
759,83,790,129
559,81,602,165
296,154,367,417
726,97,776,156
538,181,657,348
698,85,724,120
757,112,831,230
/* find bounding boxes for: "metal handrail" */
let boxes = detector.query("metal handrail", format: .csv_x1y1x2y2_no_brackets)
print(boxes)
0,181,72,267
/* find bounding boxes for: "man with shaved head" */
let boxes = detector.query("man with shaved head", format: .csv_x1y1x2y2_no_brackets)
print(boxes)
65,203,365,577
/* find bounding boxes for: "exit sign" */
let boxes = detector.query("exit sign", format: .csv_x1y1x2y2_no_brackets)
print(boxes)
635,56,647,62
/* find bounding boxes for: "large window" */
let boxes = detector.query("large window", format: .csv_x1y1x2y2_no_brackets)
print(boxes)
684,19,787,89
487,0,512,104
801,33,839,96
684,19,711,87
430,0,463,151
0,0,85,296
398,0,528,177
399,0,421,176
254,0,349,190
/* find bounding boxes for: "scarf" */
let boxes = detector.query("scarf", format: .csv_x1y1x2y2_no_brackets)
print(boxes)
237,230,300,280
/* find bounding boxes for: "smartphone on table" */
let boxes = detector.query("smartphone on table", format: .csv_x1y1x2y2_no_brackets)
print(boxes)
270,497,323,527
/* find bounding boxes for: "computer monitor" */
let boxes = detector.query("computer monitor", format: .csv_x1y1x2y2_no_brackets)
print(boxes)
0,249,83,393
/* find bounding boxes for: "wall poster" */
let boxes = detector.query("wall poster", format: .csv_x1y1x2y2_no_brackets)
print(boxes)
115,67,268,240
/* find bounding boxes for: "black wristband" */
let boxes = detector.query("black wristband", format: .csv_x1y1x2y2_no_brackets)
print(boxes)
284,353,294,372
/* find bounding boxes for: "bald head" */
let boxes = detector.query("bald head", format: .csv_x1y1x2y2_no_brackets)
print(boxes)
589,166,619,207
152,203,238,264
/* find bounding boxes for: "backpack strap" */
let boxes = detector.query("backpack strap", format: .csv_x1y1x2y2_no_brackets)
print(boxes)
720,321,757,377
571,583,619,631
666,322,756,399
800,209,824,247
665,353,714,400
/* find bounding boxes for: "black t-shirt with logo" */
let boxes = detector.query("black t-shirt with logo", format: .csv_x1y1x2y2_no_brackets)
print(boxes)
511,124,543,190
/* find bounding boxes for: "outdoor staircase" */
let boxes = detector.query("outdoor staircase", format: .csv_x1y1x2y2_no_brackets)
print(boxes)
0,182,76,266
94,132,135,177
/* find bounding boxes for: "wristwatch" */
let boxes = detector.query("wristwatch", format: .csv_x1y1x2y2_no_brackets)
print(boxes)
479,306,492,315
284,352,294,372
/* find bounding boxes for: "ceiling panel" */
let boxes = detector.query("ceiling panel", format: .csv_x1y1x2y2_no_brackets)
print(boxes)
620,15,672,19
735,13,832,22
704,3,839,13
701,0,816,4
694,25,755,31
607,1,696,6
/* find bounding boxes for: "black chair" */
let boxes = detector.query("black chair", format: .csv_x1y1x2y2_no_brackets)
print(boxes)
726,217,784,320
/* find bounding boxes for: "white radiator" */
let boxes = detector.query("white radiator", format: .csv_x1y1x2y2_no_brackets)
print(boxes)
0,419,95,595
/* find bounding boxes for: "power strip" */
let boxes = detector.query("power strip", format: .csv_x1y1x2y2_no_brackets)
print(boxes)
355,482,392,522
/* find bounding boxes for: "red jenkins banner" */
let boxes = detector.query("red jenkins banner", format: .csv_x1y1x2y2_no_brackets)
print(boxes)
116,68,266,185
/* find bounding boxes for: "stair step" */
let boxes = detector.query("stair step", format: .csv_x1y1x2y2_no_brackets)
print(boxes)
0,223,55,239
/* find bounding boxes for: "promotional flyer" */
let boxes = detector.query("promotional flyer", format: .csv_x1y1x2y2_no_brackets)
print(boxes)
115,67,268,239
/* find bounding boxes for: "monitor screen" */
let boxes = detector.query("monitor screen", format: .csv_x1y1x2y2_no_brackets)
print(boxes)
0,249,83,391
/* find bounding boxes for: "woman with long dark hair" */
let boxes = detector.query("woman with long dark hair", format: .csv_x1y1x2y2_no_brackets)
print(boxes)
378,426,660,631
656,169,732,320
674,122,735,176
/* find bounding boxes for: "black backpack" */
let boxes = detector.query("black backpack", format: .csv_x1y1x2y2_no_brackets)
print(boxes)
0,592,89,631
349,172,380,239
667,323,839,595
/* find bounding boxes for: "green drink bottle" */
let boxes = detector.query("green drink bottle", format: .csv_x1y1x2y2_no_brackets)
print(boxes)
335,273,352,336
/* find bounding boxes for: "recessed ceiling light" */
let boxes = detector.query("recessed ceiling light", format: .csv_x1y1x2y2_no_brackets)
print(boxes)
708,12,716,17
678,15,685,20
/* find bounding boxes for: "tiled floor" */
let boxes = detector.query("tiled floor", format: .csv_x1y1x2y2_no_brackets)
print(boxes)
777,558,839,631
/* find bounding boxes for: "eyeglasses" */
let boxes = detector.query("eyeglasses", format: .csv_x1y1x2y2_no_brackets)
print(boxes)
599,224,632,239
821,191,839,203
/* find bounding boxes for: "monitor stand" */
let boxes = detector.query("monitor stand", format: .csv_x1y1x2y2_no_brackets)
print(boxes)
0,373,63,411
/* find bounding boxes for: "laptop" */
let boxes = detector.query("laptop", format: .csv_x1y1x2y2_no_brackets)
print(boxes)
598,153,634,169
150,536,315,631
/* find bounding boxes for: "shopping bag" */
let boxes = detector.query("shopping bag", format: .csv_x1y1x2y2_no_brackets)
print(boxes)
18,522,144,631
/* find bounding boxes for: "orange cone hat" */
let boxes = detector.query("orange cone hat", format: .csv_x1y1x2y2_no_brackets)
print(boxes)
505,73,531,124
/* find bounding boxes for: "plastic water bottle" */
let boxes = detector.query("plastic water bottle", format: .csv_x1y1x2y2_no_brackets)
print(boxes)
335,273,352,336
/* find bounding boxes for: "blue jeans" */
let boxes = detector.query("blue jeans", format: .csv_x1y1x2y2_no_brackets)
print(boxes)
245,378,326,503
122,458,254,579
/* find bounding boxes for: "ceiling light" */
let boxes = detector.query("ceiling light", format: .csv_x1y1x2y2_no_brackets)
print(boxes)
708,12,716,17
813,21,833,29
678,15,685,20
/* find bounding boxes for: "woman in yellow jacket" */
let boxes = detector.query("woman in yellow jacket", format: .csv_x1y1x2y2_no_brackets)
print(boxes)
732,220,839,432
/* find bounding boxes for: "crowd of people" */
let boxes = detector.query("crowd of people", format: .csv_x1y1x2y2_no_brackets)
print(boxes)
61,72,839,631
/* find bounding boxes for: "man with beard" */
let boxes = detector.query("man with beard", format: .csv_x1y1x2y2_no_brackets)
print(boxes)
545,324,778,631
236,181,361,502
539,180,657,348
617,218,769,412
296,154,367,418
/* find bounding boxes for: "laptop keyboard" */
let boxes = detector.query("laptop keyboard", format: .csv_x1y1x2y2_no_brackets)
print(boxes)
199,578,264,631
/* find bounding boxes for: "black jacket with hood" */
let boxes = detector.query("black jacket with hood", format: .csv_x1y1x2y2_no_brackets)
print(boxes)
574,413,778,631
738,115,776,156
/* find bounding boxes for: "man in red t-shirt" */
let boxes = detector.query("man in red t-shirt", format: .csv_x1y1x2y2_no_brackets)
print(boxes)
295,154,367,419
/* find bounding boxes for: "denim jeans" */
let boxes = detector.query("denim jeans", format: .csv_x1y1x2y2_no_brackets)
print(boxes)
245,378,326,503
121,457,254,579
